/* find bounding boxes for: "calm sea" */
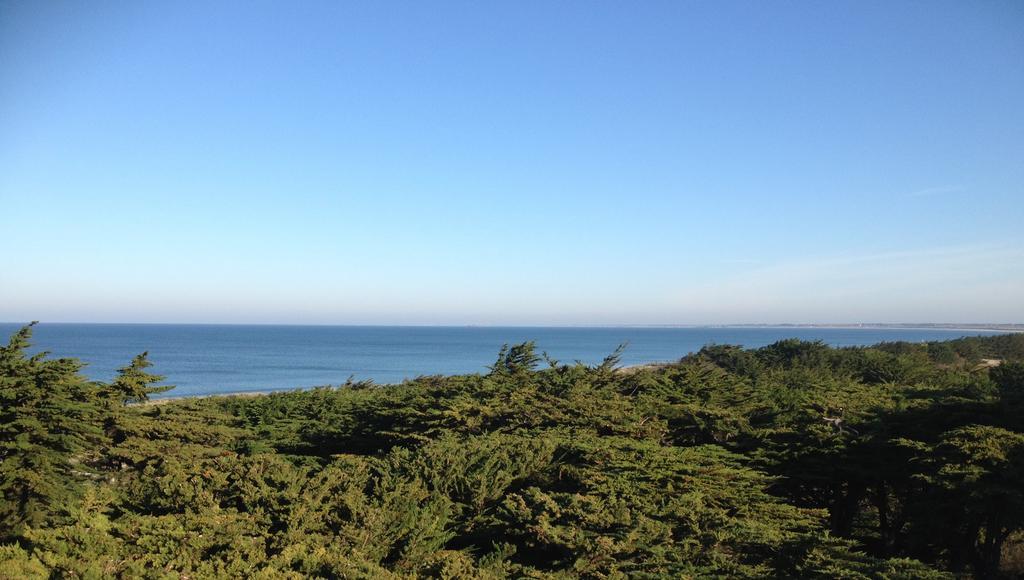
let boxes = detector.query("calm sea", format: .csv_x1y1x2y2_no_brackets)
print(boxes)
0,323,1007,398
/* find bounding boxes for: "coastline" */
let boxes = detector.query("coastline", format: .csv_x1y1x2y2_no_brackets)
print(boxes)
141,390,279,405
145,362,680,404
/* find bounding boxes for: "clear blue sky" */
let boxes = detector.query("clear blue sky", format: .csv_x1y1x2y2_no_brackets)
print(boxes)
1,1,1022,324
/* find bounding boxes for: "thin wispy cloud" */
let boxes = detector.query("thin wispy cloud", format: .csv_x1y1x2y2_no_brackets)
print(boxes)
905,185,966,198
670,244,1024,324
719,258,764,265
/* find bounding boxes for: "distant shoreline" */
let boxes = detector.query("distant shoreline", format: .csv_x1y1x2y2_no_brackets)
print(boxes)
3,321,1022,332
142,390,277,405
28,325,1018,404
693,324,1024,333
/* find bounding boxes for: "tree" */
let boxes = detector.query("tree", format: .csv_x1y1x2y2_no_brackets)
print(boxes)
108,352,173,405
489,342,541,377
0,324,107,539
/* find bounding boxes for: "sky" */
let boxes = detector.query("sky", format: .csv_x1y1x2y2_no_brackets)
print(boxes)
1,1,1022,325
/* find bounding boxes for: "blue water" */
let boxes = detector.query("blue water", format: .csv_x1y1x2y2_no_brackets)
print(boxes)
0,323,1007,398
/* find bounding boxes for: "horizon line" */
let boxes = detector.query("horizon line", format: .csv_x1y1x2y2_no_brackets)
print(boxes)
2,321,1021,329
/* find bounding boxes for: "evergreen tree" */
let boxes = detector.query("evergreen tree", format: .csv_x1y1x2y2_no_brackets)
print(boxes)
0,324,107,539
108,351,173,405
3,328,1023,576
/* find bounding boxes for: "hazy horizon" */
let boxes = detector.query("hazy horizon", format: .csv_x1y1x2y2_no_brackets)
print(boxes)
2,320,1021,328
2,1,1022,324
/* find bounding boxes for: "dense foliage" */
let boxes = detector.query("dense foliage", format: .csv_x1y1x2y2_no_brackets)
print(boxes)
2,324,1023,578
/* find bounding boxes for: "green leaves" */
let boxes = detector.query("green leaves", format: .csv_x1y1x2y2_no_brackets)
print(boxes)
108,352,174,405
3,331,1022,577
489,341,542,378
0,324,107,538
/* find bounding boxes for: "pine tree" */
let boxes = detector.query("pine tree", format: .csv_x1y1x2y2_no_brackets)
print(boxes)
108,352,173,405
0,324,107,540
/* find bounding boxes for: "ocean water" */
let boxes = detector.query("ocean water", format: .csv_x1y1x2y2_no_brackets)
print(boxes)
0,323,1007,398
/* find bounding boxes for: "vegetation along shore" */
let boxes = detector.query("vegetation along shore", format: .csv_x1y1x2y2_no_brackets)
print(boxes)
2,324,1024,578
